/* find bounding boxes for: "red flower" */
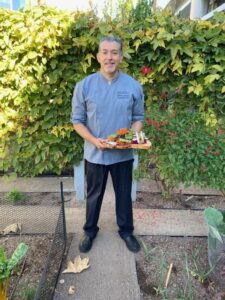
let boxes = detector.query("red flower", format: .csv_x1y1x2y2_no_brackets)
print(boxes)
141,66,152,76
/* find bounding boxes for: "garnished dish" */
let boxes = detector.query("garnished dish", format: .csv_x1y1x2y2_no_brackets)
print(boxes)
104,128,151,149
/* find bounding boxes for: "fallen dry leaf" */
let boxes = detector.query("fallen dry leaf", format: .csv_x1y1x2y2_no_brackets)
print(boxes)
68,285,76,295
63,256,90,274
2,223,22,234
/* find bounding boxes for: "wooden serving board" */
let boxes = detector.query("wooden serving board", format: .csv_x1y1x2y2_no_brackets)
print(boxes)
104,140,151,150
130,140,152,149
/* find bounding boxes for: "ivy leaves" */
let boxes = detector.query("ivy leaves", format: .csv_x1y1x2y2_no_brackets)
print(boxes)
0,6,224,181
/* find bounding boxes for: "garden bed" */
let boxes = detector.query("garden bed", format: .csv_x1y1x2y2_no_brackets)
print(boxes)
1,190,225,299
134,190,225,299
1,234,53,299
135,236,225,300
0,191,69,300
134,191,225,210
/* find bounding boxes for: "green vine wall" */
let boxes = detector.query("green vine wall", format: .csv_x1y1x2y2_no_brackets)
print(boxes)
0,6,224,190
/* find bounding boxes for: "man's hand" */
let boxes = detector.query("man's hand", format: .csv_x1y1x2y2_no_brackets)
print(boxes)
132,121,143,132
93,138,108,150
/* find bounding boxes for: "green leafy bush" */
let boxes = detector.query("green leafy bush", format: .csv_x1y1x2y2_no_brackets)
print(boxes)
141,105,225,191
0,5,224,192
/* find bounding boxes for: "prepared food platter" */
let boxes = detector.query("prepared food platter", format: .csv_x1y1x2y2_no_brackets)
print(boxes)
103,128,151,150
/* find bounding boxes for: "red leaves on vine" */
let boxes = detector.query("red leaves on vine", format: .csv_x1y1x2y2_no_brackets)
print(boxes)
147,111,176,130
168,132,177,137
205,146,221,156
218,128,224,135
160,91,168,100
147,117,177,138
147,118,160,128
214,151,221,156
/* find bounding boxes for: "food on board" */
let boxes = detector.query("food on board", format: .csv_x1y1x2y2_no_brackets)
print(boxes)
104,128,151,149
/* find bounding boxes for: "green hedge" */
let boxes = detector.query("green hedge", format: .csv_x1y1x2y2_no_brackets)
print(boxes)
0,6,224,190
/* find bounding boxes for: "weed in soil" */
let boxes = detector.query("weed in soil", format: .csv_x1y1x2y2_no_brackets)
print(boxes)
4,189,28,204
135,236,224,300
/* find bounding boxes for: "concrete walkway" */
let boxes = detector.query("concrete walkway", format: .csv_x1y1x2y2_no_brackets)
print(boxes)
0,176,211,300
54,232,140,300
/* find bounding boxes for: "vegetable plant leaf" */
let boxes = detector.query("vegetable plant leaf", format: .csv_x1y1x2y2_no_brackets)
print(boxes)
7,243,28,274
208,225,223,243
203,208,223,227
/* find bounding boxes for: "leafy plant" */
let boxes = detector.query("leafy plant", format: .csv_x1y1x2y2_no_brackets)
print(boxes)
0,5,224,187
0,243,28,299
203,207,225,242
140,239,158,262
5,189,28,204
188,248,214,283
182,253,194,300
139,106,225,192
153,254,168,299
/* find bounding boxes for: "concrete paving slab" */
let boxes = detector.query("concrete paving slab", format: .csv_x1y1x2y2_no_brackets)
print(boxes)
66,207,208,237
0,206,208,236
133,208,208,236
0,176,222,195
54,232,140,300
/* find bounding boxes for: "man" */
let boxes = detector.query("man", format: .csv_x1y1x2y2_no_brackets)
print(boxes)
71,36,144,253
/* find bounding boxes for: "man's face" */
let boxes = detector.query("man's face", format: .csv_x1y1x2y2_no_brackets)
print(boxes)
97,41,123,77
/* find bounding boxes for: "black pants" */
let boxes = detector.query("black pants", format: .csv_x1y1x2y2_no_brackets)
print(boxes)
84,159,134,238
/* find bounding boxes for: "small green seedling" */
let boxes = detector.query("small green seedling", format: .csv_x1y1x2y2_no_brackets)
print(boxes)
19,285,36,300
5,189,28,204
153,254,169,299
140,239,158,262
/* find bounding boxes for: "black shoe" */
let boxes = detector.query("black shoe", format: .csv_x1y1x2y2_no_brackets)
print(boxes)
79,235,94,253
121,235,141,253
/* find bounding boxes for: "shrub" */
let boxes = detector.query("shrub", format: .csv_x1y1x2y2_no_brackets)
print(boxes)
0,5,224,191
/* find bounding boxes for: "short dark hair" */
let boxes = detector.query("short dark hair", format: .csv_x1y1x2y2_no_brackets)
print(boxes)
98,36,123,53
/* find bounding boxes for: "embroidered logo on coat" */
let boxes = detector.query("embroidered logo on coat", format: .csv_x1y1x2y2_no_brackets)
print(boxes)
117,91,130,99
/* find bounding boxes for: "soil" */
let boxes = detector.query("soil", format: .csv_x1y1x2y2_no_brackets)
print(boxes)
1,235,53,299
134,191,225,210
0,192,74,207
1,190,225,299
0,192,73,300
134,191,225,300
